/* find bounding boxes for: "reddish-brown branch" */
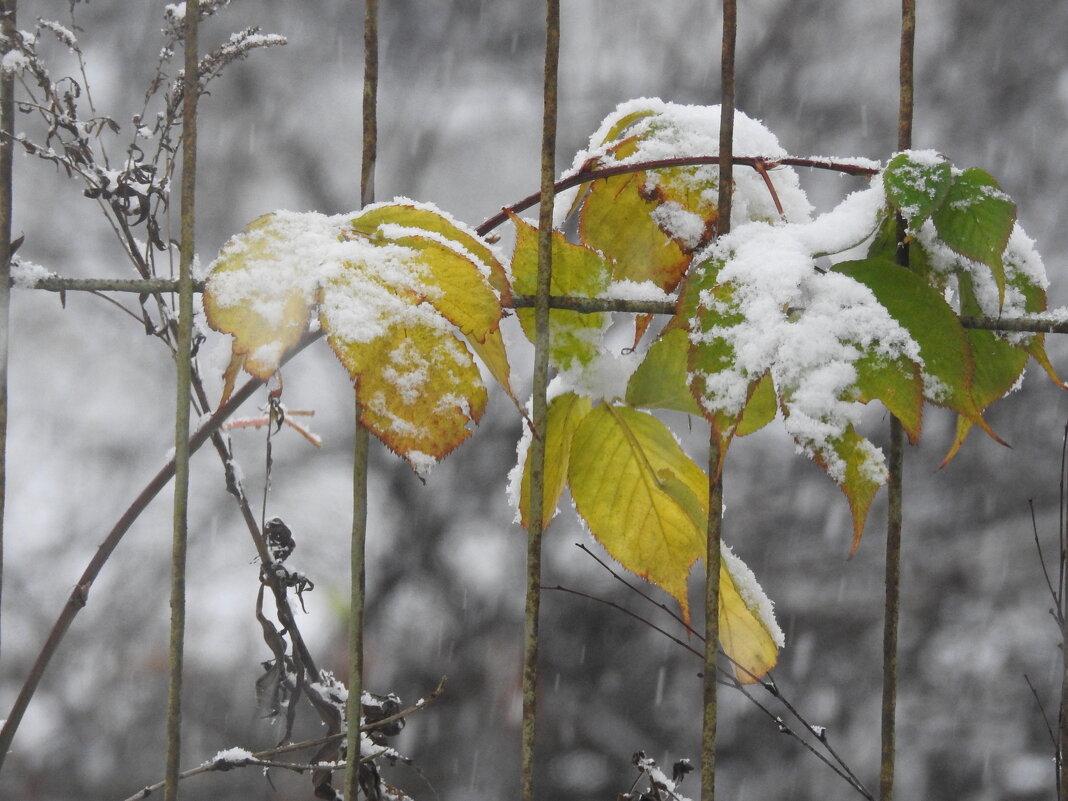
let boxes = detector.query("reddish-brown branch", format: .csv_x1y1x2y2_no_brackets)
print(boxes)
475,154,877,236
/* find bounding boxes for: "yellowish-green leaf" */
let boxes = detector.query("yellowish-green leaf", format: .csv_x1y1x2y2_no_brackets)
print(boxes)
510,212,609,370
805,423,884,553
382,234,502,342
517,392,593,530
626,328,703,415
852,351,923,444
579,171,690,292
656,460,780,682
203,213,319,390
349,209,519,405
569,404,705,621
600,109,657,145
568,404,780,678
735,373,777,437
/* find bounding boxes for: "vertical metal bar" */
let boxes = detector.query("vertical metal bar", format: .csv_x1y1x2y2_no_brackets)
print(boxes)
164,1,199,798
703,3,735,799
881,3,914,799
346,2,377,798
521,2,559,799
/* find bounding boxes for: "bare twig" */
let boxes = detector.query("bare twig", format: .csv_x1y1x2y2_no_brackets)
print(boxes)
120,678,446,801
475,154,878,237
0,330,323,770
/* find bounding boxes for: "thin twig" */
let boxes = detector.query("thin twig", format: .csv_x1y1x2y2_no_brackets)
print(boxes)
474,154,878,237
548,577,872,798
1031,500,1062,624
576,542,695,635
120,678,446,801
0,331,323,769
1026,673,1058,753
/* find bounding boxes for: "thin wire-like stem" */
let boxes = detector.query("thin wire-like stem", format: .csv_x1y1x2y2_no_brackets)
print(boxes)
164,3,198,798
0,0,16,664
881,3,915,799
704,3,736,799
346,2,377,798
521,3,559,800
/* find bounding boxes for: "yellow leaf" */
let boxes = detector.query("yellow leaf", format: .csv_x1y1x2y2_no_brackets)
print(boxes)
379,233,503,343
719,547,781,684
203,213,321,384
350,201,511,300
517,392,593,530
322,276,487,473
568,404,705,621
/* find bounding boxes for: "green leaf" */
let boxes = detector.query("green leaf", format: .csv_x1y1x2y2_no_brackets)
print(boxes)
509,212,609,370
834,257,1004,446
516,392,593,530
882,151,952,227
626,328,703,415
852,350,923,444
933,167,1016,305
802,424,885,553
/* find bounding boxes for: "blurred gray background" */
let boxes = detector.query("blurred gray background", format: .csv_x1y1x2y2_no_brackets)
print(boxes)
4,1,1068,799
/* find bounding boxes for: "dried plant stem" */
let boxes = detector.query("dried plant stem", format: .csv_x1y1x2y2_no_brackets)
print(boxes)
164,4,199,798
346,2,377,797
521,3,559,800
0,0,15,663
0,332,320,770
120,678,446,801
